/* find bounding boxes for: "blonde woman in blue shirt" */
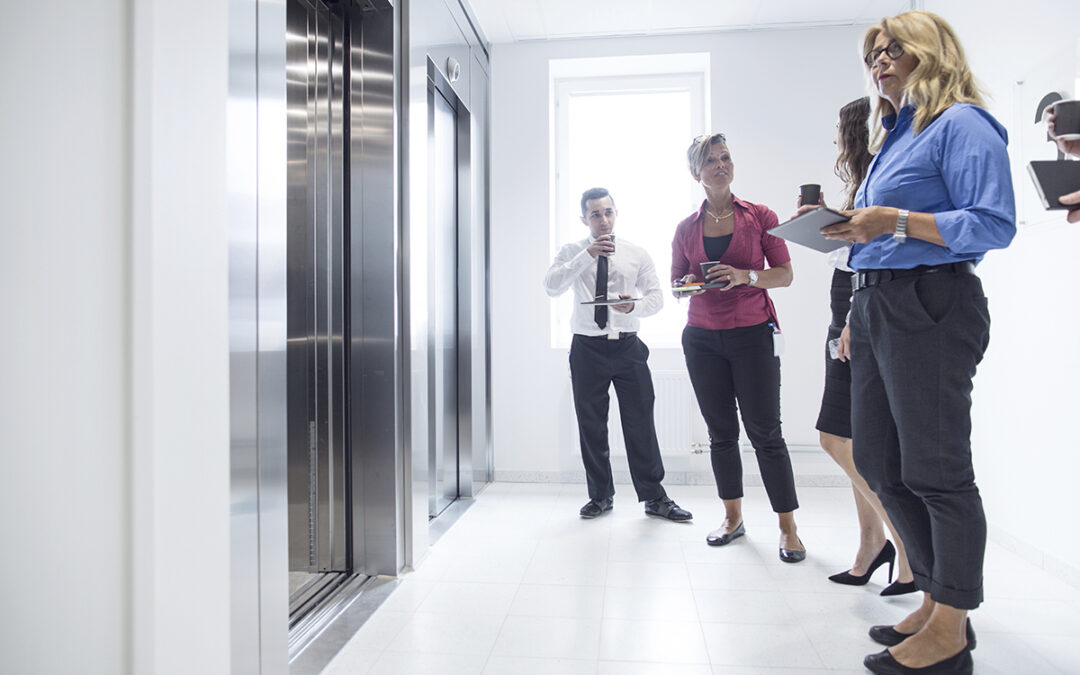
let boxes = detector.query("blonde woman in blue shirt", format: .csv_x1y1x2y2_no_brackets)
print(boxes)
822,11,1015,675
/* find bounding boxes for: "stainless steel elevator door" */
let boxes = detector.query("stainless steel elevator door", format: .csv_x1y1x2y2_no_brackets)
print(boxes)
286,0,349,596
429,88,459,517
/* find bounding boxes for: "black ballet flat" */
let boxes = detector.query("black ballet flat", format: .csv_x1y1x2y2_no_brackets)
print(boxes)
869,618,976,651
828,540,896,586
863,645,972,674
778,536,806,563
706,522,745,546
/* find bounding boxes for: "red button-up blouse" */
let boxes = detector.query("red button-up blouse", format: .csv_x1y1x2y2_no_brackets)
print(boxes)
670,196,790,330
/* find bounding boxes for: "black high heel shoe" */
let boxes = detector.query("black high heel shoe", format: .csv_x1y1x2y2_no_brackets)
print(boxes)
828,540,896,585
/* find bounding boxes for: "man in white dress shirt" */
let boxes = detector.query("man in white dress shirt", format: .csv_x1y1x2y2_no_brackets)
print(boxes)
544,187,692,521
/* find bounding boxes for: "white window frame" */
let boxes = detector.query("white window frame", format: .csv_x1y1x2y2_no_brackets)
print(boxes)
549,54,710,349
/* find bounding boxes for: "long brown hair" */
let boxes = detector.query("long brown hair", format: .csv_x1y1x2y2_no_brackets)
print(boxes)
835,97,872,210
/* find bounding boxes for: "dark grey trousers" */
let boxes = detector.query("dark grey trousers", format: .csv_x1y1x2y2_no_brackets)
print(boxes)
850,271,990,610
682,322,799,513
569,334,667,503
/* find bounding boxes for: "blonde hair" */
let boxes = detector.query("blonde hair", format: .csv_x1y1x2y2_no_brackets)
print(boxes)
862,10,985,152
686,133,727,181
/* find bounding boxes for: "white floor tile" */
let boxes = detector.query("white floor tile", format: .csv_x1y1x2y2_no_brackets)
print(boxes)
319,484,1078,675
691,588,796,625
367,650,488,675
598,617,709,664
605,560,691,589
482,656,598,675
492,615,602,660
598,661,711,675
386,612,505,655
509,584,606,619
602,586,697,620
700,622,825,668
415,582,519,616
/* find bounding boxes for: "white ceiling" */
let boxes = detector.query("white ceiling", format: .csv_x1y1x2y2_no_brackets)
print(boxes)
467,0,914,44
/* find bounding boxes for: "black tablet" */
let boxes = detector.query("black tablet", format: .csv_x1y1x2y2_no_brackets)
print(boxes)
1028,161,1080,210
768,207,852,253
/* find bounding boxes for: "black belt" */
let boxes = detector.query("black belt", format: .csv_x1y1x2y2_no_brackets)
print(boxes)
852,261,976,292
580,332,637,340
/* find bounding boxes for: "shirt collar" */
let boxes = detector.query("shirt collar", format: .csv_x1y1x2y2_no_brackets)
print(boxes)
882,104,915,132
697,195,747,219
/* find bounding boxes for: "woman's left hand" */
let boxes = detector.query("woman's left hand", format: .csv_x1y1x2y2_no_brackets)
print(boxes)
706,264,750,290
821,205,896,243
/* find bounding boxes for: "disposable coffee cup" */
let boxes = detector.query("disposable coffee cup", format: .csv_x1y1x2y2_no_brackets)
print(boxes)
699,261,728,287
1052,100,1080,140
800,183,821,207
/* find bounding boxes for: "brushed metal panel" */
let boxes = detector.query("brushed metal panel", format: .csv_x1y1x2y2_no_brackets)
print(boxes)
230,0,289,671
351,2,404,576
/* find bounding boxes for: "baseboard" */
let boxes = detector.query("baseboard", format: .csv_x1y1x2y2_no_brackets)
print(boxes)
988,523,1080,590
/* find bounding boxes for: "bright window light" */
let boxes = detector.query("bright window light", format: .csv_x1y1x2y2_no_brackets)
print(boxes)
551,62,709,349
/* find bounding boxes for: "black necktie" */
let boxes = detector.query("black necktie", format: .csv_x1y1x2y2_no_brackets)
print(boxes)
594,255,608,329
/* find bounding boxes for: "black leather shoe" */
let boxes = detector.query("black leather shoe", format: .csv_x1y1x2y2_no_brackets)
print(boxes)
779,537,806,563
706,522,745,546
863,646,973,674
880,580,918,596
869,619,976,651
579,497,613,518
644,497,692,521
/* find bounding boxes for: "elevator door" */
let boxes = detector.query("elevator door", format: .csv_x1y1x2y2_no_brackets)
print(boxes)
286,0,349,614
430,87,459,518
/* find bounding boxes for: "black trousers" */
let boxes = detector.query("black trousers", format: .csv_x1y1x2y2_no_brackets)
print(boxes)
682,323,799,513
569,334,667,503
850,271,990,610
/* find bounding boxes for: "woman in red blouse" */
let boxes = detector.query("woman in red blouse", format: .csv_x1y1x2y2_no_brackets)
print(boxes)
672,133,804,561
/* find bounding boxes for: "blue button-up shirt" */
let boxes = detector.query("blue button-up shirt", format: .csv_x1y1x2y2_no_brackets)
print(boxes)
850,103,1016,270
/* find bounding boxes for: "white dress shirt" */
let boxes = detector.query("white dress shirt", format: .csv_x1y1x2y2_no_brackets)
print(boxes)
543,236,663,338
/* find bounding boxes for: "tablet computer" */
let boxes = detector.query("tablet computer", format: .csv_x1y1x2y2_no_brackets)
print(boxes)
768,207,852,253
580,297,642,306
1027,161,1080,210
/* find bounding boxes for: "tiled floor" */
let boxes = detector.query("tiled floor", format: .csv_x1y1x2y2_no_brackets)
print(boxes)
321,483,1077,674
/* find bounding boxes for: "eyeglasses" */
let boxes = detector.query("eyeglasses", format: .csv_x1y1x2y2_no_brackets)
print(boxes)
863,40,904,68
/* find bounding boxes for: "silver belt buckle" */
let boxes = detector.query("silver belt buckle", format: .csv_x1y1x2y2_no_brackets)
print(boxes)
607,331,618,340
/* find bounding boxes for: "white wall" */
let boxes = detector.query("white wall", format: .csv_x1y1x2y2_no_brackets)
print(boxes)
925,0,1080,584
490,26,872,479
0,1,232,673
490,3,1080,585
1,2,131,672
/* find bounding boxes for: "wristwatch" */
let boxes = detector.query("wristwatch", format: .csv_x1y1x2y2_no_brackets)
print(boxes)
893,209,909,244
747,269,759,287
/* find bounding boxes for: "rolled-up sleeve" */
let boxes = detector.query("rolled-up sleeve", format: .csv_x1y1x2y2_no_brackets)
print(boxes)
935,114,1016,256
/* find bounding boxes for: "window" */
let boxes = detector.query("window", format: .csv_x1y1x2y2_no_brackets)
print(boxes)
550,55,709,348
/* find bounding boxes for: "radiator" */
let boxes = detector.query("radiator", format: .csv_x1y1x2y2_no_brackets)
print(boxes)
607,370,708,458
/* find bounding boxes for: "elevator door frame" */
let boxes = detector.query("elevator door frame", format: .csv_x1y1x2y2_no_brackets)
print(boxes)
425,58,474,520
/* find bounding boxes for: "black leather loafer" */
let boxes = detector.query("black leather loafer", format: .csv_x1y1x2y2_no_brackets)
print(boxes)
579,497,613,518
706,522,745,546
869,619,976,650
863,646,973,674
644,497,692,521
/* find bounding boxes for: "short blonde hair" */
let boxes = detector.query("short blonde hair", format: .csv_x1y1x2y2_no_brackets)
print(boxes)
862,11,985,151
686,133,727,181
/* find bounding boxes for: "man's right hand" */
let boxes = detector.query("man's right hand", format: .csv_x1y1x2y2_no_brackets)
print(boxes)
588,234,615,259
